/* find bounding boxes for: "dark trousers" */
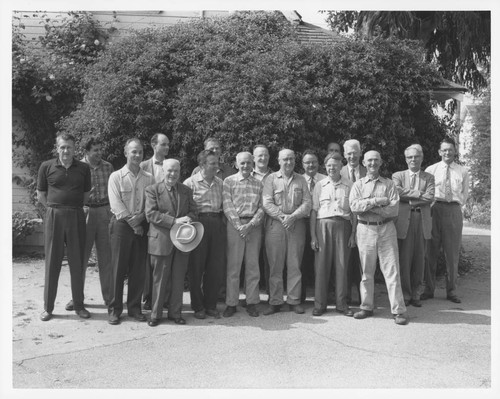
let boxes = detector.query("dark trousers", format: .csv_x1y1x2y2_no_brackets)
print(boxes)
188,214,226,312
346,246,362,303
43,207,86,313
150,251,189,320
108,218,147,317
300,220,314,302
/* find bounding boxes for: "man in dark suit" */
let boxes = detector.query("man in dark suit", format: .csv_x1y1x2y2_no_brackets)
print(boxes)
392,145,434,307
145,159,198,326
140,133,170,310
340,139,366,305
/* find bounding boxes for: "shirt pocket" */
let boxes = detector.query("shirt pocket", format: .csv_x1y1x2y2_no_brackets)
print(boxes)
119,181,133,203
293,187,303,207
273,190,283,206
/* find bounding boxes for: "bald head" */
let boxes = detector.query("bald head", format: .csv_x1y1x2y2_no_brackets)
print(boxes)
163,158,180,186
278,149,295,176
362,150,382,176
236,151,254,178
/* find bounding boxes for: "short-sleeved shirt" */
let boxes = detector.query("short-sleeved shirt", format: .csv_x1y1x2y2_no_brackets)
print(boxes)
425,161,469,205
312,176,352,220
37,158,91,207
184,171,224,213
223,172,264,229
81,157,114,205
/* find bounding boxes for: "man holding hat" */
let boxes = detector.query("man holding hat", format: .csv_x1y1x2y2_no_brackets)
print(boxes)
222,152,265,318
145,159,199,326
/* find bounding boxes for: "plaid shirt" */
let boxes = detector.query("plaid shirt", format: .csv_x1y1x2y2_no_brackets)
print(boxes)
223,172,264,229
82,156,114,205
183,171,223,213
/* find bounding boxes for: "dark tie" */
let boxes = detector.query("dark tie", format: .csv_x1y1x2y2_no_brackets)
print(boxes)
350,168,356,183
169,186,178,214
410,173,416,190
154,160,163,165
309,177,315,192
444,165,453,202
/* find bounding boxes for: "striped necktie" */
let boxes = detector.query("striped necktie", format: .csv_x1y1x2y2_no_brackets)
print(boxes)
444,165,453,202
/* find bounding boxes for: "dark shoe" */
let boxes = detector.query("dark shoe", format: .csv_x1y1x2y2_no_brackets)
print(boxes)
447,295,461,304
75,308,91,319
223,306,237,318
206,309,221,319
40,311,52,321
290,304,305,314
108,314,120,325
65,300,74,311
143,302,152,311
410,299,422,307
354,310,374,319
394,313,410,325
168,316,186,325
240,299,248,308
148,318,160,327
194,310,206,319
163,303,169,309
130,313,146,322
312,308,326,316
263,305,281,316
246,304,259,317
420,292,434,300
336,308,354,317
404,299,411,306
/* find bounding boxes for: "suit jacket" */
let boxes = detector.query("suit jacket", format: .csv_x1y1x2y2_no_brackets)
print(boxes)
392,170,435,240
140,158,155,175
145,182,198,256
340,164,367,182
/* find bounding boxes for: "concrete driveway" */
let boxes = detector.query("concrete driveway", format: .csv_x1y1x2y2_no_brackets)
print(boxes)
7,230,493,393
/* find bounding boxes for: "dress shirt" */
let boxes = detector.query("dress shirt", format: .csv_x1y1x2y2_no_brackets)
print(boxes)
302,172,327,193
82,157,114,205
37,158,91,207
152,159,166,183
252,168,273,182
312,176,352,220
223,172,264,229
183,171,223,213
262,171,311,219
347,165,362,182
108,165,155,220
425,161,469,205
349,175,399,222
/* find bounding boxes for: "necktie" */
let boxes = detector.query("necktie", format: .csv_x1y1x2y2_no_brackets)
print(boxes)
309,177,315,192
444,165,453,202
410,173,416,190
350,168,356,183
154,160,163,165
170,186,178,214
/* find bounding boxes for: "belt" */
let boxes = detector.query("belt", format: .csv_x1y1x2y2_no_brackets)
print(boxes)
199,212,222,217
410,208,421,212
239,216,254,220
87,202,110,208
358,219,390,226
436,200,460,205
48,205,81,210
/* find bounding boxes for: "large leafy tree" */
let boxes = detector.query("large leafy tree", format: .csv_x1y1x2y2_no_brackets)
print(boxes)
323,11,491,94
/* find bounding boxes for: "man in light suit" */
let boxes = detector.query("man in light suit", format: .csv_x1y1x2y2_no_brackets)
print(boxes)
141,133,170,310
340,139,366,305
392,145,434,307
145,159,198,326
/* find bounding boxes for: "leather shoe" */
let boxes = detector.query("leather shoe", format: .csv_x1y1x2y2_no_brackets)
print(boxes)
205,309,221,319
75,308,91,319
194,310,206,319
130,313,146,322
447,295,461,304
410,299,422,307
312,308,325,316
163,303,169,309
420,292,434,300
65,300,74,311
404,299,411,306
246,304,259,317
290,304,305,314
336,308,354,317
108,314,120,325
263,305,281,316
40,311,52,321
168,316,186,325
354,309,374,319
394,313,410,325
143,302,152,311
148,318,160,327
223,306,237,318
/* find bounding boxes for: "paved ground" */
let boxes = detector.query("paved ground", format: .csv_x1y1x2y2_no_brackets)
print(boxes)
5,226,494,395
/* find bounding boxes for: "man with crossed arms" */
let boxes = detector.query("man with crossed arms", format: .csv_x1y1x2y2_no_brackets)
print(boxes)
222,152,265,318
392,144,434,307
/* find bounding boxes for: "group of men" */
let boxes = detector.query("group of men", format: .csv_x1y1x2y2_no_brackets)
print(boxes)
37,132,469,327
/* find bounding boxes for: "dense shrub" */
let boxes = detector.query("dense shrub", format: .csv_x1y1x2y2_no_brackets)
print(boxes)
12,212,42,247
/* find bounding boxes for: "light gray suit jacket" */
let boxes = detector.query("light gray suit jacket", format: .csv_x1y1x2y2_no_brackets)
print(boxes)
340,164,367,182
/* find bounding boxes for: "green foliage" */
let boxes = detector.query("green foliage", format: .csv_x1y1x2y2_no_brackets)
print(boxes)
323,11,491,94
12,212,42,246
12,11,108,177
59,12,446,176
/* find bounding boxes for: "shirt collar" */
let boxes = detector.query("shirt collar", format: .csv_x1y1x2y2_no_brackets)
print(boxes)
83,156,102,168
55,157,75,167
121,164,146,178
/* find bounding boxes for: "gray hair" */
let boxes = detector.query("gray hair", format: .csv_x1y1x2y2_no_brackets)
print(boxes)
343,139,361,152
405,144,423,157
